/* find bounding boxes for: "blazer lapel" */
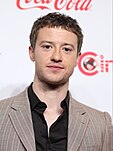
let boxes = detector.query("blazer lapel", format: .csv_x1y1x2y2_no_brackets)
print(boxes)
9,90,36,151
67,97,90,151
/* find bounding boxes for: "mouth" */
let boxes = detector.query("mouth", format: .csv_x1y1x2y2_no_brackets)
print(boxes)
47,65,64,70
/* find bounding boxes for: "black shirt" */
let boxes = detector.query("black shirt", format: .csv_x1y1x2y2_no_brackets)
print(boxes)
28,83,69,151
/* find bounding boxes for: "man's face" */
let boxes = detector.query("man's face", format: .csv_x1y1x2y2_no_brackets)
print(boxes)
29,27,80,85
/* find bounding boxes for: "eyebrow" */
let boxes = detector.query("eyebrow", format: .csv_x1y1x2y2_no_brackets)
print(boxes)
40,41,76,49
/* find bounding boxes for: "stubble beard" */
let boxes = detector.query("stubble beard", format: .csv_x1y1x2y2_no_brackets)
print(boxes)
35,71,70,90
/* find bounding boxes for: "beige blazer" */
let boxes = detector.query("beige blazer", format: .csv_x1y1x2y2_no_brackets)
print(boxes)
0,89,113,151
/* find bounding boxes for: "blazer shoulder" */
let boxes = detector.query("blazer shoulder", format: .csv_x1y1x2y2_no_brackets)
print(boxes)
70,97,112,125
0,88,27,114
0,96,14,111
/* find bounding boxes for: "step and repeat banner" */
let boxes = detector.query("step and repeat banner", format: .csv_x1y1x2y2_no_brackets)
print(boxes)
0,0,112,119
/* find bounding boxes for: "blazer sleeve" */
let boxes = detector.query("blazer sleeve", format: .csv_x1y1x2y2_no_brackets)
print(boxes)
102,112,113,151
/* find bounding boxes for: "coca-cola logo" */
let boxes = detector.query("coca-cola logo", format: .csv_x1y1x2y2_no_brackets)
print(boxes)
16,0,92,11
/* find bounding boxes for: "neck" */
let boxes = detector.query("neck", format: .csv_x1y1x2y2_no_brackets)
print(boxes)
32,79,69,110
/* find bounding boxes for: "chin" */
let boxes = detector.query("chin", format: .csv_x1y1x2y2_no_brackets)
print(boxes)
44,78,68,86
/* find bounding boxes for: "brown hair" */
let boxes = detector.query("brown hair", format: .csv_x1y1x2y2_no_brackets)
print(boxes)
29,12,83,53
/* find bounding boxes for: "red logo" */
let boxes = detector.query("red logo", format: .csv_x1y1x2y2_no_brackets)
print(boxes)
16,0,92,11
78,52,113,76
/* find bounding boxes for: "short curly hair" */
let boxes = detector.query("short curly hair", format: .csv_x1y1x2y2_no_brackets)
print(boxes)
29,12,83,53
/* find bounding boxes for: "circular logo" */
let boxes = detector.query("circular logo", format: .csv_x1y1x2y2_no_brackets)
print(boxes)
83,57,97,71
78,52,99,76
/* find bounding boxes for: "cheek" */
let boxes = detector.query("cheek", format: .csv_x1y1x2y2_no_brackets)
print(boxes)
67,57,77,68
35,54,48,68
66,62,76,74
35,50,50,61
35,51,43,61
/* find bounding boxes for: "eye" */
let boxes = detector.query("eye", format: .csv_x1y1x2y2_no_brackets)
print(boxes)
41,44,52,50
63,47,72,53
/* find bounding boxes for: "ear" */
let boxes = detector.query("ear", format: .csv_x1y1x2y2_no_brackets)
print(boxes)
29,46,35,62
77,52,81,64
74,52,81,67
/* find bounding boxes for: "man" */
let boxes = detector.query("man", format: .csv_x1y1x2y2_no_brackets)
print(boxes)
0,12,113,151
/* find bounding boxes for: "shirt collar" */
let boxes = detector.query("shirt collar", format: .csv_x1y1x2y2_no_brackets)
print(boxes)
27,83,69,112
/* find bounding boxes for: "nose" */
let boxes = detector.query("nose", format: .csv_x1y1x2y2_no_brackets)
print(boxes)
50,49,62,62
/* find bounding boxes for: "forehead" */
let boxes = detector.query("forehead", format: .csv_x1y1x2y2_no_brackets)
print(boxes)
37,27,78,44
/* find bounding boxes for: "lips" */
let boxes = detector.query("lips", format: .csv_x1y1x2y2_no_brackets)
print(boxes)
47,64,64,70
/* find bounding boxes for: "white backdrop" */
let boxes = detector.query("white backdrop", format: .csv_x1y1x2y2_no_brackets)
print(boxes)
0,0,112,120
